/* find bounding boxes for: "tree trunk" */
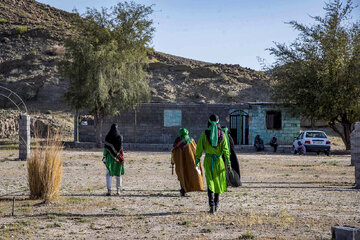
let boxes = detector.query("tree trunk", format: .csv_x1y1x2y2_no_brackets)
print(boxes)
94,110,104,148
342,122,352,150
74,109,79,143
310,117,315,129
134,108,137,143
329,121,352,150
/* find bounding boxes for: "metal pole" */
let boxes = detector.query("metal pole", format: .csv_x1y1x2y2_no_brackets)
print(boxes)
12,197,15,216
74,109,79,143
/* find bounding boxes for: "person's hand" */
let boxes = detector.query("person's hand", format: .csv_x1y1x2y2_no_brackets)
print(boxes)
195,157,200,166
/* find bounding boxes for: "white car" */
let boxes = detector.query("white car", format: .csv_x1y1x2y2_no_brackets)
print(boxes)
293,130,331,155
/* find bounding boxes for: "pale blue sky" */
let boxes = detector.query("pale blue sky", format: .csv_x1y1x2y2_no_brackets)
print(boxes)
37,0,360,70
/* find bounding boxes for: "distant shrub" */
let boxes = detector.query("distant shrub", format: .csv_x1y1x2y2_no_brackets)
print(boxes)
239,232,255,239
227,90,238,98
57,21,64,27
220,72,229,81
151,57,159,63
31,51,40,56
209,66,219,72
0,18,7,24
47,44,65,56
14,26,28,36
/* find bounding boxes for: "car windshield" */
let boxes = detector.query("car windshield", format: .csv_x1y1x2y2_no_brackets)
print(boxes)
305,132,327,138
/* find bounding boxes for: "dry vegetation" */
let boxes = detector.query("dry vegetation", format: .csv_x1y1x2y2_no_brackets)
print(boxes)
0,150,359,239
28,134,63,201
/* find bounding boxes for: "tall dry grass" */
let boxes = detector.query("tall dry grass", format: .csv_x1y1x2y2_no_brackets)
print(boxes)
27,133,63,201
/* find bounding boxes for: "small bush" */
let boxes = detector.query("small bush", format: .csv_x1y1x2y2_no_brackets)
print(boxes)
203,226,215,233
227,90,238,98
46,44,65,56
239,232,255,239
14,26,28,36
31,51,40,56
0,18,7,24
151,57,159,63
28,133,63,201
181,220,191,227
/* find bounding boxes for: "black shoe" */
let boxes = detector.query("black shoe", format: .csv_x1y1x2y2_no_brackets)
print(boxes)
180,188,186,197
209,206,215,214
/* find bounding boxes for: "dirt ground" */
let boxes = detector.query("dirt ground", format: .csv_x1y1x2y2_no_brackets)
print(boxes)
0,149,359,240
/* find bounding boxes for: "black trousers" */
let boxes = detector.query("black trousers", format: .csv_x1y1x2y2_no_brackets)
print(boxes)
271,143,278,152
207,189,219,208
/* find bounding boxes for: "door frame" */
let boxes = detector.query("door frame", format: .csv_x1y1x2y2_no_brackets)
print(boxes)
229,109,249,145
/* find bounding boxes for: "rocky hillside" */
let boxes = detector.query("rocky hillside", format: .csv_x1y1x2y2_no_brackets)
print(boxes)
149,52,270,103
0,0,271,113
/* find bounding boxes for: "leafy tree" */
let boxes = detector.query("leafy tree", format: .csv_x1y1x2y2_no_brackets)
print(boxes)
268,0,360,150
60,2,154,147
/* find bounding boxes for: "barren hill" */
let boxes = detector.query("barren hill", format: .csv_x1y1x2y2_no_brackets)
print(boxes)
0,0,271,113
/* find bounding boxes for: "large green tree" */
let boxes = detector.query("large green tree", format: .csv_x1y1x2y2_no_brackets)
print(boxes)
60,2,154,147
268,0,360,150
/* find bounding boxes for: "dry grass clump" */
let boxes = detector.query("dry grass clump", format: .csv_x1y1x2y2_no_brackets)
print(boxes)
28,134,63,201
46,44,65,56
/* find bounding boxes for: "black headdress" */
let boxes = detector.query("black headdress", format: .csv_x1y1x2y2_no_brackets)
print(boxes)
104,124,123,162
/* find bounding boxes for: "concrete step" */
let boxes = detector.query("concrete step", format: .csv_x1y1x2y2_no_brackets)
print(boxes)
64,141,293,153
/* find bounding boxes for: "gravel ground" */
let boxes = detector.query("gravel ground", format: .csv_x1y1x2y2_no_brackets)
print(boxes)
0,149,359,239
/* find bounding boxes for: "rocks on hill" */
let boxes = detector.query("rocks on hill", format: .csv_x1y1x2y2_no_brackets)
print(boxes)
148,52,270,103
0,109,72,139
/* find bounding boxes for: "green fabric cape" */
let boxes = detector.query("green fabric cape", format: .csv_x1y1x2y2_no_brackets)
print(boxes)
208,119,219,147
104,149,124,176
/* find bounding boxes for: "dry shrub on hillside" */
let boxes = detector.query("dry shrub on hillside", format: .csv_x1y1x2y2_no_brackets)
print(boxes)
46,44,65,56
28,133,63,201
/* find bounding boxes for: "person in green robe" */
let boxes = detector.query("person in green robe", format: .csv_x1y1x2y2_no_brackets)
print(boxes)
103,124,124,196
195,114,230,214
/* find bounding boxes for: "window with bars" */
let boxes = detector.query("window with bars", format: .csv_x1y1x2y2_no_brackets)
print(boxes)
266,111,282,129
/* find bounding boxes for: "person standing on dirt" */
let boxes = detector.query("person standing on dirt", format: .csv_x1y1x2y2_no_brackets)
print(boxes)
171,128,204,197
221,126,242,187
103,124,124,196
195,114,230,214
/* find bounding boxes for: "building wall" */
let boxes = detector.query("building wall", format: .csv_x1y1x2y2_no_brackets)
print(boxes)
248,104,300,145
79,103,300,145
79,103,248,144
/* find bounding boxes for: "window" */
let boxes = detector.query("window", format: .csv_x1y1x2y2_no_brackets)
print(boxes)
266,111,282,129
305,132,327,138
164,110,182,127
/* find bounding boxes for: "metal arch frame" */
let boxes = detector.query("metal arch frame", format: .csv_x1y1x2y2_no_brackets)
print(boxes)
0,86,28,115
229,109,248,116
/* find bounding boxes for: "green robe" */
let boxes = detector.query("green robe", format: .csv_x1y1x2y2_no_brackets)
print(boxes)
103,149,124,176
195,131,230,194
